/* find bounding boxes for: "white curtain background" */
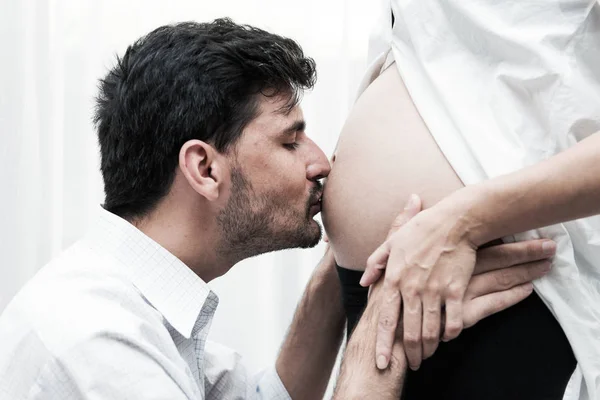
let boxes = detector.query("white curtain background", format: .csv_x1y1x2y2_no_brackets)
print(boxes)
0,0,378,384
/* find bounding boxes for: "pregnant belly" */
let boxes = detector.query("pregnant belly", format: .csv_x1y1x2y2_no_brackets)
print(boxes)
322,63,463,269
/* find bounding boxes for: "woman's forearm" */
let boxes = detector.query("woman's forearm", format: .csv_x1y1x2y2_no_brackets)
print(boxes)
363,132,600,369
447,131,600,246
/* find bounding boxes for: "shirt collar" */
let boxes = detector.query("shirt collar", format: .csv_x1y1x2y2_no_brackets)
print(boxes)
83,206,218,339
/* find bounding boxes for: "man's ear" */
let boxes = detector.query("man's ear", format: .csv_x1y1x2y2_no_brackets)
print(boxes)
179,139,225,202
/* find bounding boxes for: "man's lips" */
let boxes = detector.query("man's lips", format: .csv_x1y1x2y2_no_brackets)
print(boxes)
310,191,323,207
309,192,323,215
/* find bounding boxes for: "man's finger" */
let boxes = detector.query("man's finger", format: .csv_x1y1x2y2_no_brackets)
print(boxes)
473,240,556,275
361,242,391,287
463,283,534,329
467,260,551,298
375,279,402,369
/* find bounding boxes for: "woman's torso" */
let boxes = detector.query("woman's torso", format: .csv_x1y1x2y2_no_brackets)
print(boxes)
324,1,600,398
323,59,576,400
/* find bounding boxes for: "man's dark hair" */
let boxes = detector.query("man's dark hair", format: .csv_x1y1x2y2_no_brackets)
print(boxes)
94,18,316,219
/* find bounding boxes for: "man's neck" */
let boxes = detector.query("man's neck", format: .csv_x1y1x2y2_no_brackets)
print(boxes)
131,204,231,283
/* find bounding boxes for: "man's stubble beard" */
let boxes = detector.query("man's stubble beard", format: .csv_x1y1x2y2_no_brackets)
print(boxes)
216,167,322,262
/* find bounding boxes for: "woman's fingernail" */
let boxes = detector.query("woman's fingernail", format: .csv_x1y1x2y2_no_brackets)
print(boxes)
359,273,368,287
405,194,419,210
542,240,556,256
542,261,552,272
377,355,388,369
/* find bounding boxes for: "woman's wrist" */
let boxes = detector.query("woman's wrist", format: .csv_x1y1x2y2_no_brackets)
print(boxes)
434,184,494,247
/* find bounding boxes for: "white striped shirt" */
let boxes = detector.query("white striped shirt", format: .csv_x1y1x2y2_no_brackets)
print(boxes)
0,208,290,399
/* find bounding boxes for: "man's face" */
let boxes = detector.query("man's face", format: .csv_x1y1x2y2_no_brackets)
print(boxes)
216,94,331,260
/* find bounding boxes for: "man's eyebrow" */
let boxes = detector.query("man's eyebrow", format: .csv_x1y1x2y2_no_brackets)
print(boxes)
281,120,306,135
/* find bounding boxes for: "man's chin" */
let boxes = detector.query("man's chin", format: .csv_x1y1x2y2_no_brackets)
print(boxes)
298,221,322,249
255,220,322,252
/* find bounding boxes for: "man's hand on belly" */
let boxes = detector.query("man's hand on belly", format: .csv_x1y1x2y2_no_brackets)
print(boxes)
360,195,557,371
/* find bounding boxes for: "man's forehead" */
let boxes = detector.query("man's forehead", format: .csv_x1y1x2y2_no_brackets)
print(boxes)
249,94,304,132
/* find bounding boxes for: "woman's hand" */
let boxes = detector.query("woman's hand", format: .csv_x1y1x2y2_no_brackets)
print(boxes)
361,194,556,371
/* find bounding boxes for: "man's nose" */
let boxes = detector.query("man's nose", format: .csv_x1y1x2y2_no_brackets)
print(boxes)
305,139,331,181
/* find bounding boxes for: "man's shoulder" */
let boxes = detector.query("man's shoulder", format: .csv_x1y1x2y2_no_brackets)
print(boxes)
0,240,196,398
0,239,204,399
0,240,169,358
